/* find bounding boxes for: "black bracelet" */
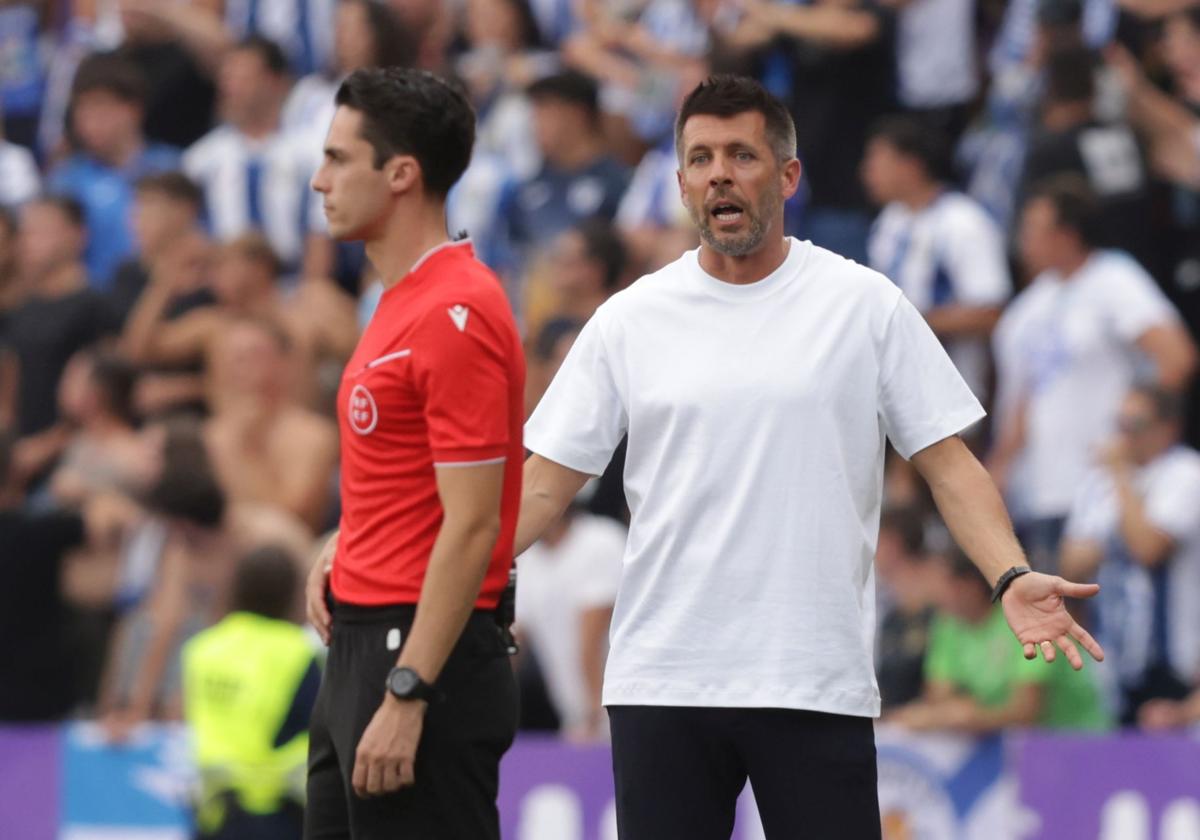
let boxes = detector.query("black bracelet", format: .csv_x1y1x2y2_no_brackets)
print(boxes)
990,565,1032,603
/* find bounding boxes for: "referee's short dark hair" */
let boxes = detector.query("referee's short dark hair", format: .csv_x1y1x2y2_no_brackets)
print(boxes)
230,544,301,621
1024,173,1103,248
867,114,954,183
134,171,204,213
675,75,797,165
335,67,475,199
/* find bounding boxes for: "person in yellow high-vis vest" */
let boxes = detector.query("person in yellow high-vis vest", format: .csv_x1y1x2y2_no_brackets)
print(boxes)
183,545,320,840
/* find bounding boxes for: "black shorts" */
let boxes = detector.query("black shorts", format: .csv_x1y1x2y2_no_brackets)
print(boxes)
304,601,518,840
608,705,881,840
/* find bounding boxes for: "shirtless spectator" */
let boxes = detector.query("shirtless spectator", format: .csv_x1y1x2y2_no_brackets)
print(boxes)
99,418,313,738
205,318,337,532
50,348,150,506
122,232,357,409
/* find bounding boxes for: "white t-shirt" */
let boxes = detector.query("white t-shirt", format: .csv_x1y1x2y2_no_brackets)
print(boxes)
993,251,1180,518
1065,447,1200,684
516,512,626,730
525,238,985,717
868,191,1010,399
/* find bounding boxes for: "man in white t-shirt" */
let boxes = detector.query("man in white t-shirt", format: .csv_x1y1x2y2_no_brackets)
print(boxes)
516,505,625,740
514,75,1105,840
863,114,1010,403
989,175,1196,568
1061,384,1200,725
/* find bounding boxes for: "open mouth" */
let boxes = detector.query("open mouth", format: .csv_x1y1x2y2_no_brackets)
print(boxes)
710,201,745,224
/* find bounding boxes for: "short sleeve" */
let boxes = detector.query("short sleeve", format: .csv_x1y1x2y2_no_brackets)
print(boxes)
525,311,627,475
411,302,514,465
878,294,986,460
940,209,1010,306
1103,258,1177,342
1144,458,1200,542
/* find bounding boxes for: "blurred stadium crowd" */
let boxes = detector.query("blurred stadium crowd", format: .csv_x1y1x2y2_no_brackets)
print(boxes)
3,0,1200,805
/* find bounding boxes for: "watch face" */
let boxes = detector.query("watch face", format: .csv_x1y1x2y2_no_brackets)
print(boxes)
389,668,419,696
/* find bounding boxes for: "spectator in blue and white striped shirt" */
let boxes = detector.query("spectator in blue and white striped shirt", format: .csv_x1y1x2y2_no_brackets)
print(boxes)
863,115,1010,404
183,36,326,279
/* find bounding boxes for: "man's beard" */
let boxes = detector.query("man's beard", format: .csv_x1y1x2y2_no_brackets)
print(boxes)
690,186,781,257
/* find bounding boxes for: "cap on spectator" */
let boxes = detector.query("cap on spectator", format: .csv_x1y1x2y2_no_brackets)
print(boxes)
527,70,600,117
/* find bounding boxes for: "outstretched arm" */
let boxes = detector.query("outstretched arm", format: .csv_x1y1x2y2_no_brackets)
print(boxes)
912,436,1105,669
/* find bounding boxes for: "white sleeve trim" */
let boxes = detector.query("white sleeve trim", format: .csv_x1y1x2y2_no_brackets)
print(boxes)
432,456,507,468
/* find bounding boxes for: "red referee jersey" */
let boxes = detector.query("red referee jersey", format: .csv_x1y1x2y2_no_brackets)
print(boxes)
332,239,525,608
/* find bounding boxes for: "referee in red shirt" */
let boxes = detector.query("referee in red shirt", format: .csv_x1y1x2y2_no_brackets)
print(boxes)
304,68,525,839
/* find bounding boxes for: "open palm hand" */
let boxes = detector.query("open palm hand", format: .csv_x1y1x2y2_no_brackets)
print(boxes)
1000,572,1105,670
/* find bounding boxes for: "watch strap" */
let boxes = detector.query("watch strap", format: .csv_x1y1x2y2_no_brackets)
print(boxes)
990,565,1033,603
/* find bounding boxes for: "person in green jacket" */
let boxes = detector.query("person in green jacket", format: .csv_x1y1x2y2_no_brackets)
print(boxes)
890,547,1111,733
182,544,320,840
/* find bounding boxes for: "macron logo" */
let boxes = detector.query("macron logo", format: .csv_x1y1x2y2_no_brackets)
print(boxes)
448,304,469,332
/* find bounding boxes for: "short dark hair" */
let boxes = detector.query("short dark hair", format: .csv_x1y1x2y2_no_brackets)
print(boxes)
30,194,86,229
527,70,600,120
233,34,290,77
879,506,926,557
675,75,797,164
1044,46,1096,106
71,52,147,105
576,217,628,292
230,544,301,620
867,115,953,183
134,171,204,213
1129,381,1185,424
1025,173,1103,247
335,68,476,198
146,419,226,528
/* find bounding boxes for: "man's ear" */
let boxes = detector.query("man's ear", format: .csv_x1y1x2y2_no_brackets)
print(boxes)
386,156,421,196
677,168,691,211
781,157,802,202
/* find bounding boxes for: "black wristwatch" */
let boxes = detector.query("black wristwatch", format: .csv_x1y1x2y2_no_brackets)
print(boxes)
990,565,1033,603
386,667,440,703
